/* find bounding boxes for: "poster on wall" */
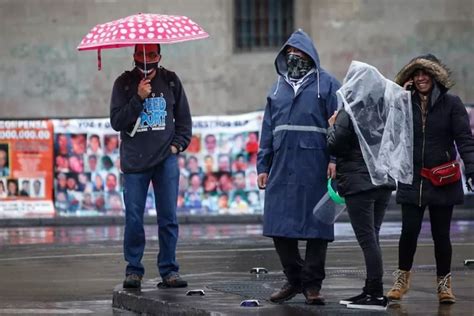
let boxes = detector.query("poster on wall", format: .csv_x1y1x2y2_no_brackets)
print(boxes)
178,111,264,215
0,120,55,217
52,111,264,216
52,119,122,216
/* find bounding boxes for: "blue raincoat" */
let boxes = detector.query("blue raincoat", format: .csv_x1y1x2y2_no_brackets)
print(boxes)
257,30,341,240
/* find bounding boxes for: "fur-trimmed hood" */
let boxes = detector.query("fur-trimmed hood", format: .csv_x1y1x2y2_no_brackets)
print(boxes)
394,54,454,90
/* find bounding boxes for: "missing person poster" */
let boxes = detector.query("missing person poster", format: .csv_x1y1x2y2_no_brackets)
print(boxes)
52,119,122,216
0,120,55,217
178,111,264,215
51,111,265,216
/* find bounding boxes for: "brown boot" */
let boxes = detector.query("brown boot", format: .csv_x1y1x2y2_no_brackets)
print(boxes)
270,282,301,303
303,288,325,305
387,269,411,300
437,273,456,304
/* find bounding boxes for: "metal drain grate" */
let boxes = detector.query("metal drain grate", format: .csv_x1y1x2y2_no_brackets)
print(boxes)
207,281,389,314
207,281,280,300
207,265,471,300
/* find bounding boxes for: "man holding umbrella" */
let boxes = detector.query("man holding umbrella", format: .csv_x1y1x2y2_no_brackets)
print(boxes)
110,43,192,289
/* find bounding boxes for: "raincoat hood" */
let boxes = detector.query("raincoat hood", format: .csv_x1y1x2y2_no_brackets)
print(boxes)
395,54,454,90
274,29,320,76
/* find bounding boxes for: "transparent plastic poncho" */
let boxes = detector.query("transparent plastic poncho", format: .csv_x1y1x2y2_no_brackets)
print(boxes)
337,61,414,185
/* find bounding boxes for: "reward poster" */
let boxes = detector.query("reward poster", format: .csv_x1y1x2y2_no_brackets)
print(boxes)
0,120,54,217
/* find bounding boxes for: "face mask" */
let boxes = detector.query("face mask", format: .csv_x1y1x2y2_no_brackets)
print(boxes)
135,61,159,75
286,53,313,79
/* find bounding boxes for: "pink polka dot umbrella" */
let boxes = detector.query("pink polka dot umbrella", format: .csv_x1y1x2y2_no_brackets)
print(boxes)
77,13,209,70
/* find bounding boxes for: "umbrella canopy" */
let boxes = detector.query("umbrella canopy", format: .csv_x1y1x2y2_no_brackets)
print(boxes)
77,13,209,69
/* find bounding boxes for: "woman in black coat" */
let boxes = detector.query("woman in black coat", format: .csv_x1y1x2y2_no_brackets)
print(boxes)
328,108,396,310
387,54,474,304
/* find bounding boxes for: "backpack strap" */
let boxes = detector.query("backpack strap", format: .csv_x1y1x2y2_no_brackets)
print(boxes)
159,66,177,100
121,70,134,98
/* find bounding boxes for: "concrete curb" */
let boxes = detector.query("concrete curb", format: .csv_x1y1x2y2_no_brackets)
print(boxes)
113,285,212,316
1,207,472,228
0,214,263,228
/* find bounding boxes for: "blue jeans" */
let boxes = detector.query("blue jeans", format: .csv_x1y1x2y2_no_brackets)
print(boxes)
123,154,180,279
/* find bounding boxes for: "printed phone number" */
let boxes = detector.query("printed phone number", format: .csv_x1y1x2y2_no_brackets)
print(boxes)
0,130,51,140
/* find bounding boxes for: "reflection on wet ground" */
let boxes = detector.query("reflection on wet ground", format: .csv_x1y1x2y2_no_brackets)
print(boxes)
0,221,472,315
1,221,473,246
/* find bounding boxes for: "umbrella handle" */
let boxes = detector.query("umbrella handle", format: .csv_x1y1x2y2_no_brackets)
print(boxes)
143,44,146,77
97,49,102,71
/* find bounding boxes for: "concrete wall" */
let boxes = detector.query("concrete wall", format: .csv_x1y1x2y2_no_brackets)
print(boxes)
307,0,474,101
0,0,472,119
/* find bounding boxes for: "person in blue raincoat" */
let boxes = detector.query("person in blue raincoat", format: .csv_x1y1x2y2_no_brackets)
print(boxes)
257,29,340,305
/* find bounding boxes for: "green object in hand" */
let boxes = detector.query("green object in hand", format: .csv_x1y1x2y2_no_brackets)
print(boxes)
327,178,345,205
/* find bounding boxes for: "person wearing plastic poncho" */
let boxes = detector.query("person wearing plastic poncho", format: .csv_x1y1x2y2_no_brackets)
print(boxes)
257,29,340,305
387,54,474,304
326,61,413,311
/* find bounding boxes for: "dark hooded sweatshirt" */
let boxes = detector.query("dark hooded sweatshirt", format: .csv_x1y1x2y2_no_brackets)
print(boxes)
110,67,192,173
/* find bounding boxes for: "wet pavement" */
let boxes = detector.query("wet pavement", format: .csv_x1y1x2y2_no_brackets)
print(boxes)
0,221,473,315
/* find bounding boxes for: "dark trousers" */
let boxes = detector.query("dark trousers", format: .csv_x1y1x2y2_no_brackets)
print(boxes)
345,188,392,297
273,237,328,291
399,204,454,276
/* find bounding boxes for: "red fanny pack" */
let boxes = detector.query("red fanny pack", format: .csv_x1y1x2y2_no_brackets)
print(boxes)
421,160,461,186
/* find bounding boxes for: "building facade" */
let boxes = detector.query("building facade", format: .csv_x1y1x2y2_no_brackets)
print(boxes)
0,0,472,118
